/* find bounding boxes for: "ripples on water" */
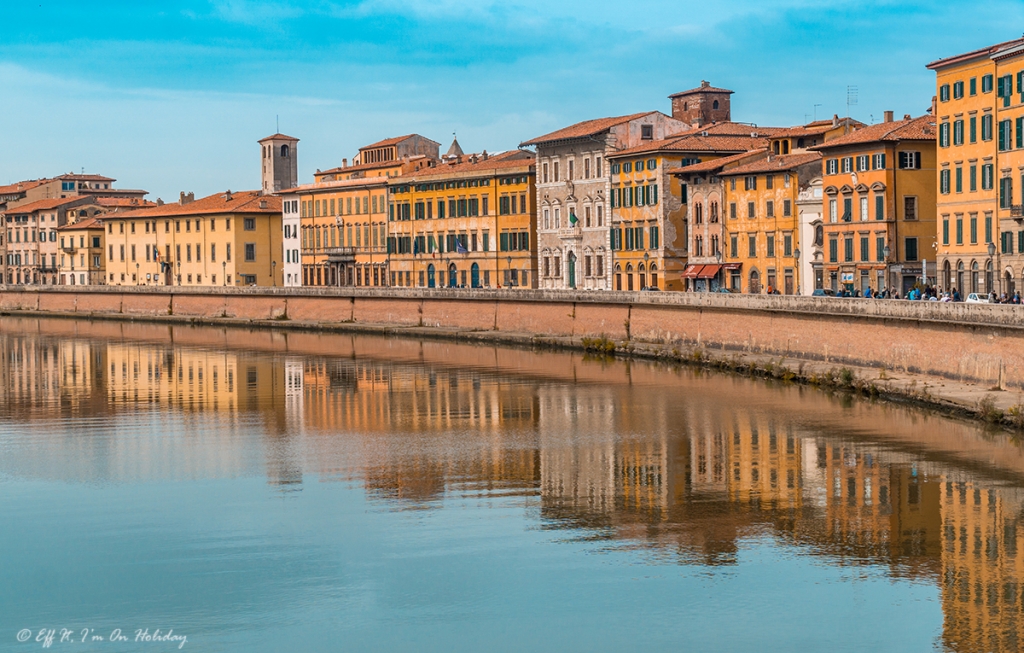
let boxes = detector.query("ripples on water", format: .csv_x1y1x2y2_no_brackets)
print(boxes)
2,318,1024,652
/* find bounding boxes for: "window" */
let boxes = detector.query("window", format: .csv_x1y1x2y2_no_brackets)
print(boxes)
953,119,964,146
970,116,977,143
244,217,255,231
859,196,868,221
748,234,756,257
766,200,775,218
842,197,852,221
999,119,1013,151
244,243,255,261
1001,177,1014,209
860,236,869,262
942,217,949,245
939,84,950,101
856,155,869,172
970,77,977,96
939,122,950,147
904,196,917,221
765,175,774,189
844,237,853,262
875,194,885,220
982,164,994,190
970,213,978,244
953,80,964,99
841,157,853,173
729,203,737,219
982,114,993,141
955,166,963,193
905,237,918,262
982,74,994,93
940,169,951,194
898,151,921,169
829,238,838,263
970,165,977,191
730,235,738,258
956,215,963,245
783,233,792,257
826,159,838,175
783,199,791,216
829,199,837,223
744,176,757,190
766,234,775,258
876,237,886,262
641,124,653,140
747,201,755,218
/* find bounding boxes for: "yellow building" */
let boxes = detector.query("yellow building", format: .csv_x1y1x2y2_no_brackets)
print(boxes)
289,134,440,287
927,37,1024,295
387,150,537,289
721,153,822,294
812,114,938,295
102,190,283,287
58,216,106,285
608,128,773,291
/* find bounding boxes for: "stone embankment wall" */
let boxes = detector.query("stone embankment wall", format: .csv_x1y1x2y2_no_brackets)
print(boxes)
2,285,1023,388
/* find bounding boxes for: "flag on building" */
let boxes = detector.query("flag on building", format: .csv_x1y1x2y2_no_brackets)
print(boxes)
569,212,579,225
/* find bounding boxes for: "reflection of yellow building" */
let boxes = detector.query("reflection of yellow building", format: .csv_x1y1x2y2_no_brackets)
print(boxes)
388,149,537,289
939,480,1024,653
102,191,283,287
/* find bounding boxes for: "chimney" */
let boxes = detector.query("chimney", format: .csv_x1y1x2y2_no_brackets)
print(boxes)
701,80,710,88
903,114,912,121
930,95,937,115
343,158,348,168
259,199,268,209
224,190,232,202
832,114,839,128
156,198,164,206
482,150,488,160
883,111,894,123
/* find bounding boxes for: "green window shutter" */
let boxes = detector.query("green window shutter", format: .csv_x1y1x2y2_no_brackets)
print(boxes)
1018,118,1024,149
499,233,508,251
999,121,1006,151
875,194,884,220
1019,231,1024,253
651,184,658,205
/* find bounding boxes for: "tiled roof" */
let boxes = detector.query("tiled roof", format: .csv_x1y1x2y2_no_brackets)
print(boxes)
520,112,659,146
286,176,392,194
0,179,51,196
397,150,534,181
719,152,822,176
95,197,157,208
59,216,104,230
698,122,789,136
3,197,88,214
102,191,282,219
58,173,115,182
614,132,770,157
669,148,769,175
669,83,734,98
771,117,864,138
810,115,936,150
359,134,431,150
317,157,423,177
258,133,299,142
927,37,1024,69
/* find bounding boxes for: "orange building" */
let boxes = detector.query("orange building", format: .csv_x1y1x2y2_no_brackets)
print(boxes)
812,114,938,295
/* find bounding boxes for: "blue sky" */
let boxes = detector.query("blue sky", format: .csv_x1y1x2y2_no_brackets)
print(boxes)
0,1,1020,200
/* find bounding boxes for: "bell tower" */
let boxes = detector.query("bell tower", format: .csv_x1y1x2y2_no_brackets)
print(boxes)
669,81,734,128
259,133,299,193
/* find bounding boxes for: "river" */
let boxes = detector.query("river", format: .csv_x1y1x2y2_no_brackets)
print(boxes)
1,317,1023,652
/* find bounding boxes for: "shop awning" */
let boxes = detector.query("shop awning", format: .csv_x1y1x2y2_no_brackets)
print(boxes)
697,264,722,279
681,265,705,279
722,263,742,271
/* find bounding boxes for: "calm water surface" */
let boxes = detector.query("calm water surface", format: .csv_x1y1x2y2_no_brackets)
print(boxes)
2,317,1024,652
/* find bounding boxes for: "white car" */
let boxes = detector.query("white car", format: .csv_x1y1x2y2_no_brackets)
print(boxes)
965,293,989,303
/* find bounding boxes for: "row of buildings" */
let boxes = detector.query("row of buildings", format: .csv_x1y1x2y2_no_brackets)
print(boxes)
3,37,1023,296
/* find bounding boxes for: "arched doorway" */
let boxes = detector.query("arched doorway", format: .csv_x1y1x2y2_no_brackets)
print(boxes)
1004,269,1014,295
471,263,480,288
626,263,634,291
986,260,994,294
638,263,646,290
956,261,964,294
749,269,761,294
650,264,659,289
448,263,458,288
615,264,622,290
943,260,951,290
427,264,436,288
971,261,979,293
567,252,577,289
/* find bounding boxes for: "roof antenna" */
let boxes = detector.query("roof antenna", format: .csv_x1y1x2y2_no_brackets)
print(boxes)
276,115,279,133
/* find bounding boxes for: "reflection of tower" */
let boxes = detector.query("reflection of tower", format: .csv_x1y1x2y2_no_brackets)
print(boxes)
258,133,299,193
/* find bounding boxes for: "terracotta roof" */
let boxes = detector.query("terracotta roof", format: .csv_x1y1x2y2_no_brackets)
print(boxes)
772,117,864,138
520,112,659,146
58,174,115,182
102,191,282,219
698,122,789,136
3,197,88,214
258,133,299,142
396,150,534,181
927,37,1024,70
0,179,51,196
95,197,157,208
317,156,425,177
59,216,104,231
719,152,822,176
614,132,771,158
286,176,392,195
669,149,769,175
358,134,431,150
810,115,936,150
669,83,734,98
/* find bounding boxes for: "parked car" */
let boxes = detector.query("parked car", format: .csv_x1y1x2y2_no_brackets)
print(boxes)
811,288,837,297
640,286,661,291
965,293,989,303
714,287,737,294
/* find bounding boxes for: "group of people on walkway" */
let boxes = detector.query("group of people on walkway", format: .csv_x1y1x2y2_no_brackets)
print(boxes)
841,286,1023,303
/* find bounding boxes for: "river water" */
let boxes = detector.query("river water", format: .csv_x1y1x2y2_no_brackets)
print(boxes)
2,317,1024,652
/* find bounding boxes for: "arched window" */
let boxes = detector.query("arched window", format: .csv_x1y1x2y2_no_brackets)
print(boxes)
713,100,720,110
749,269,761,294
281,144,290,157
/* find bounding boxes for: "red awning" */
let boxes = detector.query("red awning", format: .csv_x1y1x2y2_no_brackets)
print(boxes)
681,265,705,279
722,263,742,271
697,264,722,279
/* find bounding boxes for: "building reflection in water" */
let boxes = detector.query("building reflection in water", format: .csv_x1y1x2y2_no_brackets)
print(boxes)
1,319,1024,651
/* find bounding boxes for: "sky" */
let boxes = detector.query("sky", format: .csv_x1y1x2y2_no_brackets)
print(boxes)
0,1,1021,201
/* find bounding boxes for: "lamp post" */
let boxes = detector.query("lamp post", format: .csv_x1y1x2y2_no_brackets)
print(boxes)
135,262,139,286
507,255,513,288
988,241,997,296
272,260,277,287
643,251,649,290
793,247,801,295
222,261,226,286
883,245,891,295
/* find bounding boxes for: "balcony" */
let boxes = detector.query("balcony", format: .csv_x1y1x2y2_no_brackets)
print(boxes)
62,245,76,254
324,246,356,262
1011,205,1024,219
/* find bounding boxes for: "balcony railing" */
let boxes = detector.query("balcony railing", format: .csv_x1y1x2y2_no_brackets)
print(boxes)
1011,204,1024,218
324,246,356,261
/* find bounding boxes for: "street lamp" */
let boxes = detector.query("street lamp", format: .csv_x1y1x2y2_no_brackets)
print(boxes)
507,255,512,288
272,260,277,287
135,262,139,286
883,245,891,295
643,251,649,290
222,261,226,286
793,247,801,295
988,241,997,295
